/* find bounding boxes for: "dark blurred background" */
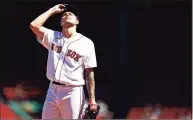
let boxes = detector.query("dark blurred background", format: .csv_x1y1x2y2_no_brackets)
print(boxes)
0,0,192,119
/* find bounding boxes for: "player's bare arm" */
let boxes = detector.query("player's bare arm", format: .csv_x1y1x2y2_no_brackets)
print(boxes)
85,68,97,105
29,4,65,41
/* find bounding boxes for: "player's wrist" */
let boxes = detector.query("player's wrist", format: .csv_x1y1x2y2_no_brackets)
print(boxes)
89,98,97,105
48,8,57,15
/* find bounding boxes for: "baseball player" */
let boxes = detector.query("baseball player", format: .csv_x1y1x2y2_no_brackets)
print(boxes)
29,4,98,119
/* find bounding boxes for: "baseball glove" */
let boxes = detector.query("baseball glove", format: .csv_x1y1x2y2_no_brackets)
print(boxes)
83,104,100,119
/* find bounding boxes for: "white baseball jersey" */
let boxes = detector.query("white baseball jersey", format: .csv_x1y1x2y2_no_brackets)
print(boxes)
37,28,97,86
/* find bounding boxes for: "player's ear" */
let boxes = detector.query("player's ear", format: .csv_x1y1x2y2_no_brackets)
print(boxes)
76,17,79,25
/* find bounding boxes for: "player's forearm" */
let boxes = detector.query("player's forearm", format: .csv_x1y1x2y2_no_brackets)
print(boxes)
86,71,96,102
30,8,55,28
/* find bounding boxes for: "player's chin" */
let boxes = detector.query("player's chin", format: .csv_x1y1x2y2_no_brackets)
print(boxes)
65,22,77,26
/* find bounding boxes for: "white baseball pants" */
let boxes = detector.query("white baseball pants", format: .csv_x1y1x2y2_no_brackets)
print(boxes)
42,82,85,119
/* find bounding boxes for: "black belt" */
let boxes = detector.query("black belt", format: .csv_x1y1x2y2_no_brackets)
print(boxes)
52,81,68,86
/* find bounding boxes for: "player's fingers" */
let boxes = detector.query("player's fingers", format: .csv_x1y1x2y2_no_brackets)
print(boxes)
58,4,66,12
58,4,65,8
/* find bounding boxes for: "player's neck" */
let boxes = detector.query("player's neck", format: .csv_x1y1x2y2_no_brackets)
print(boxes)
62,26,77,39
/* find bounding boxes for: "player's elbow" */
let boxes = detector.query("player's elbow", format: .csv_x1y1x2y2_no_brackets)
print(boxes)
29,22,44,38
29,22,38,30
29,23,38,37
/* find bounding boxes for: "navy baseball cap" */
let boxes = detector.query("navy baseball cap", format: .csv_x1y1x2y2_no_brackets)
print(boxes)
61,4,79,18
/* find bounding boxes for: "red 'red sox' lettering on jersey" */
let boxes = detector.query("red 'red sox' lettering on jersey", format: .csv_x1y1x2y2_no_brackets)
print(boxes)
66,49,82,62
36,28,97,85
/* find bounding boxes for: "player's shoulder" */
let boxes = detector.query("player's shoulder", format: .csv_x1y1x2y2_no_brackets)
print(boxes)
79,33,95,45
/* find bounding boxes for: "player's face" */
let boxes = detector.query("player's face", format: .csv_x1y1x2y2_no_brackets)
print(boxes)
61,12,79,26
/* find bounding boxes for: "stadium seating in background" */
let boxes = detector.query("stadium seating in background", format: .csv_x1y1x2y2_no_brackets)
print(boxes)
126,107,144,119
0,103,21,119
127,105,192,119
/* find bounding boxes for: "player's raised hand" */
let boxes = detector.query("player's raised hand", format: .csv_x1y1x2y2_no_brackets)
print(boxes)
51,4,66,14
